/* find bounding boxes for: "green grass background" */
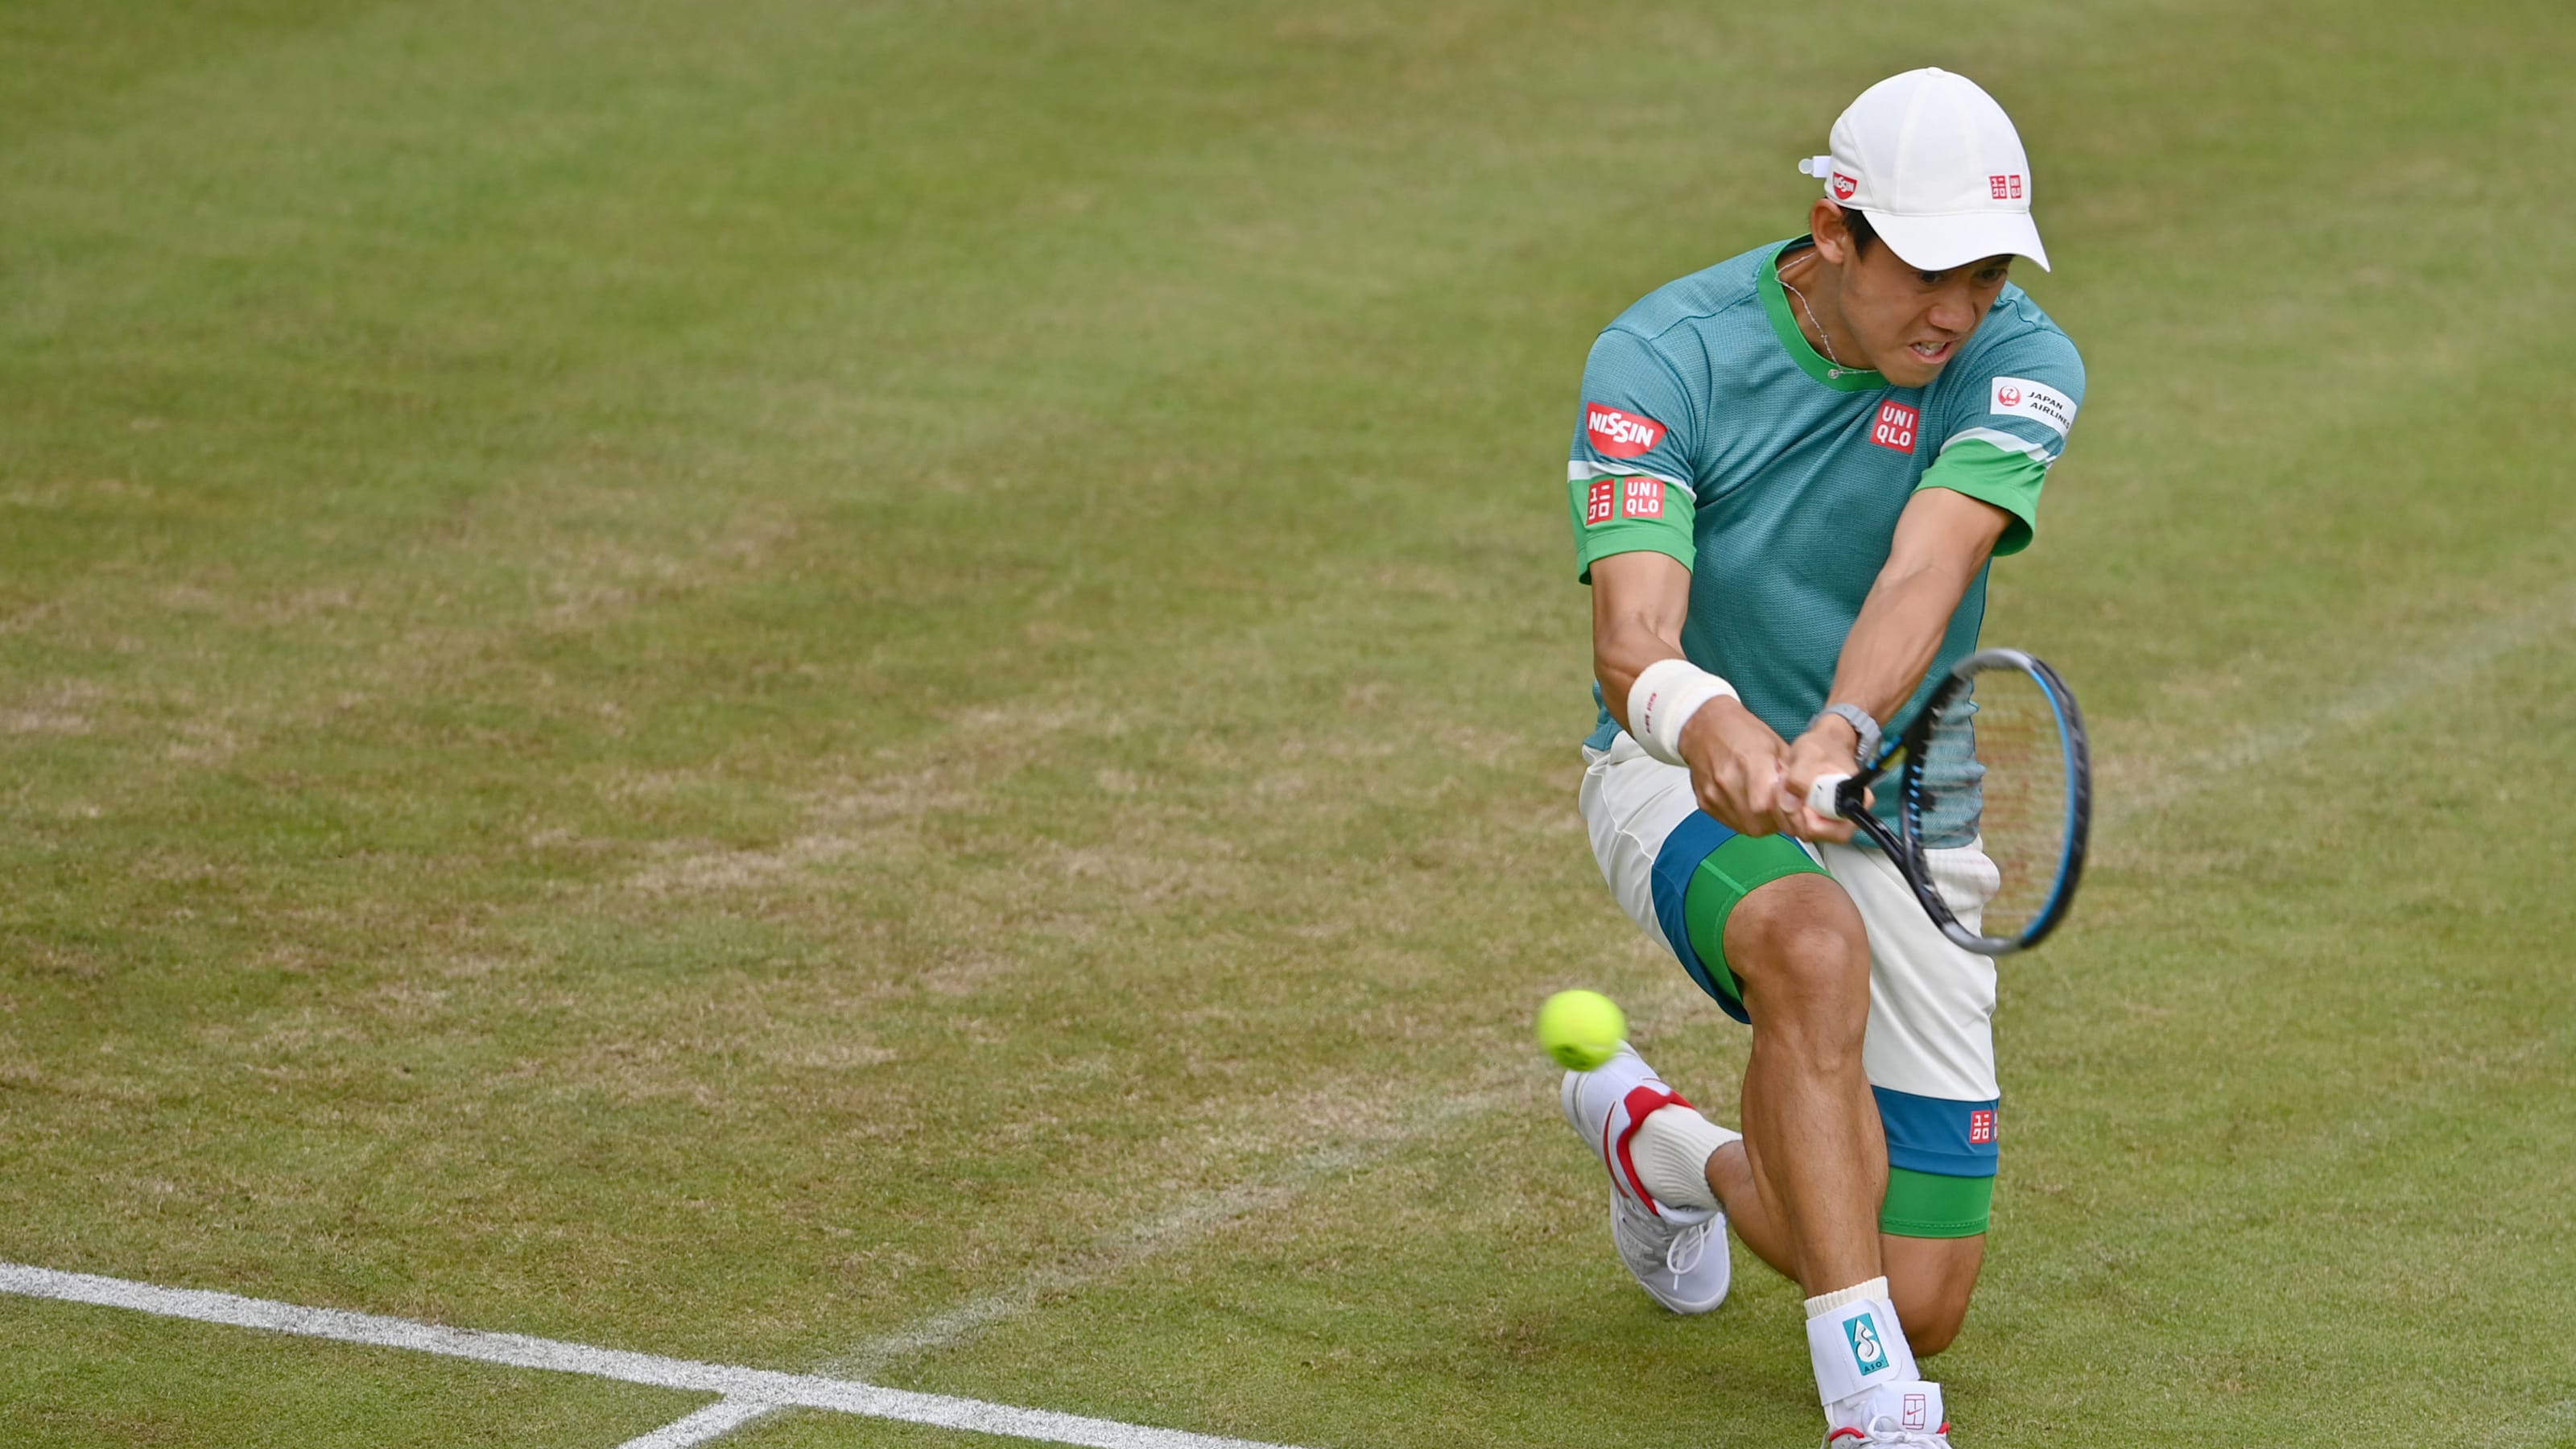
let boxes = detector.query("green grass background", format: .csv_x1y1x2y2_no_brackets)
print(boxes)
2,0,2571,1443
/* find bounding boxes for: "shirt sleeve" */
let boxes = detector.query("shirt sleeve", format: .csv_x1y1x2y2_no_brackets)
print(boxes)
1918,324,2085,556
1567,328,1699,583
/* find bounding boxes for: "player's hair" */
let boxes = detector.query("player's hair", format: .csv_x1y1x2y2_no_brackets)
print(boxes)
1839,205,1880,256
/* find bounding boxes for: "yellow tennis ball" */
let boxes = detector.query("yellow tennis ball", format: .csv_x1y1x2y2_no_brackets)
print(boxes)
1535,989,1627,1071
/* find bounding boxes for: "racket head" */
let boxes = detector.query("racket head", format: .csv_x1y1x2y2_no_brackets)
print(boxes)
1897,649,2091,955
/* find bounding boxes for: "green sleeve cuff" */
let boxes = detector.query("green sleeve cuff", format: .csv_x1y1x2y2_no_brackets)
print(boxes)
1916,438,2048,556
1569,474,1695,583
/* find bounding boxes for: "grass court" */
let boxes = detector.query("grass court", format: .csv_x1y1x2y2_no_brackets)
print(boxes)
2,1,2572,1444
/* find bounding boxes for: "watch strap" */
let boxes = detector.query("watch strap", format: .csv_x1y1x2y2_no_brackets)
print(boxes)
1815,702,1881,768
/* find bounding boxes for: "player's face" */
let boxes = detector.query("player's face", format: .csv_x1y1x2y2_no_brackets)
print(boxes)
1838,245,2015,387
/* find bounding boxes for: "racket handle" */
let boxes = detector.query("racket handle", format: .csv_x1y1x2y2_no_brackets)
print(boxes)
1806,774,1852,819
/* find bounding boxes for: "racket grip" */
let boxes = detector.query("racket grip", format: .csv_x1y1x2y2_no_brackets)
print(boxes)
1806,774,1851,819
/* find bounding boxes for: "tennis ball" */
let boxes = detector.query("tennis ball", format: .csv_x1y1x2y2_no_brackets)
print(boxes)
1535,989,1627,1071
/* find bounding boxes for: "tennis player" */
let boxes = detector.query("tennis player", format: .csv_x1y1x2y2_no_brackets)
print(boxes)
1555,69,2083,1446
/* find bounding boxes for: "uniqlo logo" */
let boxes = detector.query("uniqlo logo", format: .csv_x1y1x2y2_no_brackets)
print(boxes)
1969,1109,1996,1145
1619,477,1663,520
1870,400,1918,453
1904,1395,1929,1431
1989,173,2023,200
1584,478,1616,526
1584,404,1667,458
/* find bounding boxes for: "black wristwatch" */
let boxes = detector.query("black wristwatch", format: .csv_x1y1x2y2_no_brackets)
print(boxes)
1812,703,1881,768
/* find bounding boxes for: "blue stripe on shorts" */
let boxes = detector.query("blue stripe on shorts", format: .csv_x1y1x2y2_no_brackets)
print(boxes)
1872,1084,2000,1177
1649,810,1750,1025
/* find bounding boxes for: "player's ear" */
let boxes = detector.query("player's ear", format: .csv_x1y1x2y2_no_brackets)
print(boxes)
1810,200,1853,266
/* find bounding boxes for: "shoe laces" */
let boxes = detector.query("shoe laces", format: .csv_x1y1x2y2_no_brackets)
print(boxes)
1665,1216,1715,1278
1860,1415,1947,1447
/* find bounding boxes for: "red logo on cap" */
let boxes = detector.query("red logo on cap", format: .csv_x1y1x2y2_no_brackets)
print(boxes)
1870,401,1918,453
1831,171,1858,202
1584,404,1667,459
1988,173,2024,200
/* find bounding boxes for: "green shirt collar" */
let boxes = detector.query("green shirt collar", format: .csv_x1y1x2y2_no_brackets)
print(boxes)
1758,240,1885,392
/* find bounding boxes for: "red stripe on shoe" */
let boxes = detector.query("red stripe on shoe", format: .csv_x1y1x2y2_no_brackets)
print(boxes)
1610,1083,1691,1216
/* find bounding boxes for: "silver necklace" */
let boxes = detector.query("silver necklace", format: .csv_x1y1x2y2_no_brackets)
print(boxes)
1777,255,1845,370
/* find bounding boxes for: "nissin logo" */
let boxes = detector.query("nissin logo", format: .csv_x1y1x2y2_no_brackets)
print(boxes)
1584,405,1667,458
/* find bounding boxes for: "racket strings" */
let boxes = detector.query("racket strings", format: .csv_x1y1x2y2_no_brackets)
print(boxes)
1932,669,2072,940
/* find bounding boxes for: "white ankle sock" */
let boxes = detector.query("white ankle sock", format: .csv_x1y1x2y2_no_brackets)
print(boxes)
1630,1103,1737,1212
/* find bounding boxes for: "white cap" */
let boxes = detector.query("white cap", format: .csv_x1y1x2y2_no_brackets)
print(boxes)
1795,68,2049,272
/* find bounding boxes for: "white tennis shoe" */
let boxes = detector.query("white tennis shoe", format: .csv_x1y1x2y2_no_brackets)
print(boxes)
1558,1044,1731,1315
1826,1381,1951,1447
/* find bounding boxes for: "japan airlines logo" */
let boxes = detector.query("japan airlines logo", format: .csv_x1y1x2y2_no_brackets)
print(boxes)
1991,375,2078,436
1831,171,1859,201
1870,401,1918,453
1584,404,1667,458
1969,1109,1996,1145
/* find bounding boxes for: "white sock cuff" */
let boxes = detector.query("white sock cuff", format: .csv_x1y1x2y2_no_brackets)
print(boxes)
1803,1275,1889,1319
1631,1104,1736,1213
1804,1289,1919,1405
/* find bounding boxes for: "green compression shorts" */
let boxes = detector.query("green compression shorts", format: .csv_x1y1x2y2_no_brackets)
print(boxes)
1666,830,1829,1024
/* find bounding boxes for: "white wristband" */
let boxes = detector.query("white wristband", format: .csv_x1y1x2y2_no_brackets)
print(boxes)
1628,658,1737,767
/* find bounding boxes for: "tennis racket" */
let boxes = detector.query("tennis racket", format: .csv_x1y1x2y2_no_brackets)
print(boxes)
1803,648,2091,956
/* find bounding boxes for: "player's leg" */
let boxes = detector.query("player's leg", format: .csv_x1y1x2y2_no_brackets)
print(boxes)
1561,737,1745,1315
1575,738,1955,1436
1694,1133,1983,1354
1671,844,1953,1434
1824,838,2008,1360
1881,1232,1981,1356
1721,872,1886,1290
1572,735,1885,1291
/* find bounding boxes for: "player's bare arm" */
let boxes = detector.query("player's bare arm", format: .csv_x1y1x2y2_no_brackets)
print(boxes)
1781,488,2013,840
1589,551,1799,838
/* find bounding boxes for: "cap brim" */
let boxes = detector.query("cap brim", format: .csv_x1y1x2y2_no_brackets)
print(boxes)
1863,208,2050,272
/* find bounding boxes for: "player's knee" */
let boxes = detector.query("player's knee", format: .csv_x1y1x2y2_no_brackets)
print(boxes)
1892,1279,1971,1356
1884,1233,1984,1356
1726,876,1868,1048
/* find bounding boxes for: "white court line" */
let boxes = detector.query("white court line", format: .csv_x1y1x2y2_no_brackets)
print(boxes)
830,1083,1516,1377
0,1262,1316,1449
611,1399,781,1449
609,1082,1520,1447
2106,582,2576,824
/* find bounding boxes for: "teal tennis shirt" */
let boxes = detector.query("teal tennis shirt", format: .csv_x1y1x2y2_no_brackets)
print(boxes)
1568,237,2085,847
